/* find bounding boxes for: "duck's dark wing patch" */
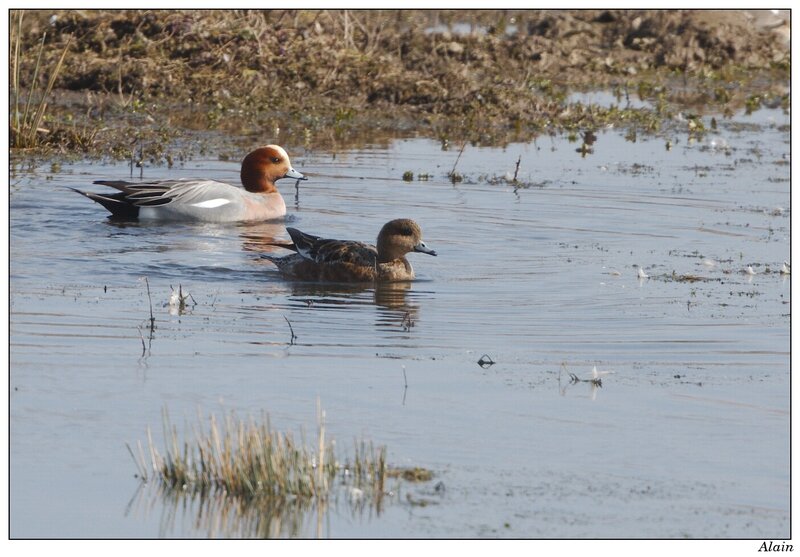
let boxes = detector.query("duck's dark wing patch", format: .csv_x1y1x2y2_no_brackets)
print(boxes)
92,180,172,206
126,182,191,206
94,180,171,194
93,180,137,190
286,227,323,259
285,228,378,266
93,180,197,207
312,240,377,266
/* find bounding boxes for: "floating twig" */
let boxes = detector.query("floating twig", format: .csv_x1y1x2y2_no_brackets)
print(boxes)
477,354,495,368
284,315,297,344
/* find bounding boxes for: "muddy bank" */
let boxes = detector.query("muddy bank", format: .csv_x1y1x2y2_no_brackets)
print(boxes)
10,9,790,161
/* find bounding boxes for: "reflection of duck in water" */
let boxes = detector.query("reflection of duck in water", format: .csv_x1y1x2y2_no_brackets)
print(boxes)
375,281,420,330
374,281,414,310
263,219,436,282
282,278,419,326
239,221,293,255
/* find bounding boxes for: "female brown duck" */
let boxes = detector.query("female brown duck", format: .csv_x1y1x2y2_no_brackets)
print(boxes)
264,219,436,282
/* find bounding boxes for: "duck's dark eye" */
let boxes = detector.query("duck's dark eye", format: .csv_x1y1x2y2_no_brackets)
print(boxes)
399,225,414,236
271,157,281,164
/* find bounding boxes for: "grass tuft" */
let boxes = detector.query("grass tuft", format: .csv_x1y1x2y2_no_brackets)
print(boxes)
131,405,407,504
10,10,71,149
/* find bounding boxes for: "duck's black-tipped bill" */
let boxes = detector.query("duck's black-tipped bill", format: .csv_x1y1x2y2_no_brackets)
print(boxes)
414,242,437,256
285,168,307,180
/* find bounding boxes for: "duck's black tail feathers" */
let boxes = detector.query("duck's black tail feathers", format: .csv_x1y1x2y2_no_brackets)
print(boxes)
259,240,298,266
69,187,140,219
270,241,298,251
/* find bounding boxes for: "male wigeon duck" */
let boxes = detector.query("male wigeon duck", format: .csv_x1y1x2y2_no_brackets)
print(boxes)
71,145,305,222
264,219,437,282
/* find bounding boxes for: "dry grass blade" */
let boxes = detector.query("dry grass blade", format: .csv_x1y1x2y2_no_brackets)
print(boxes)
283,315,297,344
147,426,158,475
316,400,323,491
39,37,72,124
449,141,467,182
513,155,522,182
143,277,155,332
21,32,47,139
11,11,24,133
125,442,148,480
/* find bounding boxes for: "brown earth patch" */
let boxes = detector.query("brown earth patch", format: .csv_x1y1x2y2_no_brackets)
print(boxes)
9,9,789,161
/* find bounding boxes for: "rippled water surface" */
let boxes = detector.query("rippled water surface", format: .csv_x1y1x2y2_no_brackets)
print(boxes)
10,106,790,538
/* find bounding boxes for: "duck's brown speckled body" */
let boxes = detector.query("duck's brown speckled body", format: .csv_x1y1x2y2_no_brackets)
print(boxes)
264,219,436,282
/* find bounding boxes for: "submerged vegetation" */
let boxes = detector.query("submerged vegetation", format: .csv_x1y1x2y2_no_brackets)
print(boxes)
9,9,790,160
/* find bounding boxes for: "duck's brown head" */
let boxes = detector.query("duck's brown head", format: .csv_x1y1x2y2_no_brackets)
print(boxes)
376,219,437,262
240,145,306,193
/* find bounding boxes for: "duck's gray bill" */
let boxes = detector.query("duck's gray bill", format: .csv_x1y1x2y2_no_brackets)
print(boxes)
414,242,437,256
285,168,307,180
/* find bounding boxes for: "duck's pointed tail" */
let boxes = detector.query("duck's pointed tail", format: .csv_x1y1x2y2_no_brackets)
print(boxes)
260,241,297,264
69,187,140,219
265,241,297,252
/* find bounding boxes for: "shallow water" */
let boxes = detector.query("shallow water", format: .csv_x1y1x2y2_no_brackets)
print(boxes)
10,105,790,538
